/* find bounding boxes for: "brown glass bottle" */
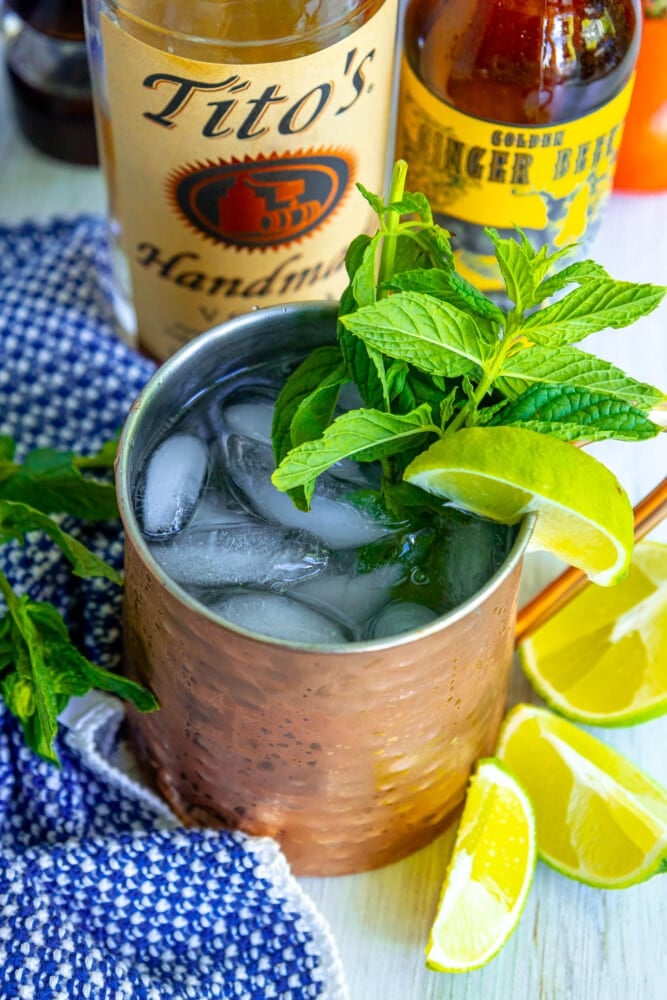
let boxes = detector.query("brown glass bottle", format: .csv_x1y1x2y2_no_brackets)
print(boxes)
3,0,98,164
395,0,641,291
5,1,89,38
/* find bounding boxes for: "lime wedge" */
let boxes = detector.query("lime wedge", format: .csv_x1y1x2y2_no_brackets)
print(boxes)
404,425,634,585
496,703,667,888
519,541,667,726
426,758,536,973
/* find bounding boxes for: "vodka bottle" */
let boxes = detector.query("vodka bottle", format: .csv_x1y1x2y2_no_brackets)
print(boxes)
84,0,399,360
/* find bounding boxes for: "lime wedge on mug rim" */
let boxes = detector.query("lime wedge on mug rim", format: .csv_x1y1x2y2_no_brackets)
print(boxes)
404,425,634,586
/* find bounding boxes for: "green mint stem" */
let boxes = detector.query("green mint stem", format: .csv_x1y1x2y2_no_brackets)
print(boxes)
377,160,408,297
443,332,520,435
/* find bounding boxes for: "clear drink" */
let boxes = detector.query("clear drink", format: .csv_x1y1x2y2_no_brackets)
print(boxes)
134,354,517,645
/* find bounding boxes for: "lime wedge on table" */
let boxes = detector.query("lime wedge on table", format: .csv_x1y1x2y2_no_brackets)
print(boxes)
496,703,667,888
426,759,536,973
519,541,667,726
404,425,634,586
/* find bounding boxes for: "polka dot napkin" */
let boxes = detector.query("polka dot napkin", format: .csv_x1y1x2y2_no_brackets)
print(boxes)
0,217,347,1000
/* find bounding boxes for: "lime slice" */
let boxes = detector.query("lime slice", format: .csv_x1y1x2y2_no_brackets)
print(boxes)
426,758,536,973
519,541,667,726
404,425,634,585
496,703,667,888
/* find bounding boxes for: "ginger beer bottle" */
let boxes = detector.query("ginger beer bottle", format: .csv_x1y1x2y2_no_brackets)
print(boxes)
395,0,641,293
84,1,398,360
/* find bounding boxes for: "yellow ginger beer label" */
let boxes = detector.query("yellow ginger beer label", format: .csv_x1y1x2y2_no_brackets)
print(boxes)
396,55,634,292
101,1,398,360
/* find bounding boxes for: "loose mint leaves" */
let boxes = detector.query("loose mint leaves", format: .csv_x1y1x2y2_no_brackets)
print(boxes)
271,161,665,501
0,586,157,764
0,436,119,520
0,440,158,764
0,500,122,584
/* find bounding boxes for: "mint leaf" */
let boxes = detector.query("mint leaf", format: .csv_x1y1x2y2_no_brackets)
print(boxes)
337,233,386,408
490,385,662,441
0,434,16,469
386,190,433,222
0,499,122,584
271,346,348,510
339,292,492,378
0,590,157,764
486,226,577,313
0,445,118,520
356,182,434,227
352,232,382,307
535,259,609,303
272,404,438,494
356,182,385,217
290,369,349,449
522,279,667,345
382,268,504,324
410,224,454,270
497,344,666,410
74,437,119,470
392,231,435,274
272,347,347,464
485,226,536,313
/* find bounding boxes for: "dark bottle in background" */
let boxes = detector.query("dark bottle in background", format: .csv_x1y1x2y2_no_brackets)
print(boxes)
2,0,98,164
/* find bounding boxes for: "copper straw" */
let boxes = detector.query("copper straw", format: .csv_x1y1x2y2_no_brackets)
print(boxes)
515,476,667,645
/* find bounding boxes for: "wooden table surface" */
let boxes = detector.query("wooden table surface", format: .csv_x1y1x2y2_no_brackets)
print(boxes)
1,47,666,1000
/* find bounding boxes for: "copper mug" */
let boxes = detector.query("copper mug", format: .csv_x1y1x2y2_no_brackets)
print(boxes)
116,301,533,876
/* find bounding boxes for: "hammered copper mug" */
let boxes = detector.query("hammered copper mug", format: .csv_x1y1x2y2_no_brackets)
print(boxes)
116,301,533,876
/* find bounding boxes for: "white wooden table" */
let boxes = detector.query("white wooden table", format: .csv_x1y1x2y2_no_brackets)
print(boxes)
1,53,666,1000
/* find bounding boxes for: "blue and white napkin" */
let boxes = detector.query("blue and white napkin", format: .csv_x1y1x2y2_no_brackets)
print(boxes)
0,216,347,1000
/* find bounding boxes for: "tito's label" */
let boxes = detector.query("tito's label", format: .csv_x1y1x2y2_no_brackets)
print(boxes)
101,1,397,360
396,56,634,292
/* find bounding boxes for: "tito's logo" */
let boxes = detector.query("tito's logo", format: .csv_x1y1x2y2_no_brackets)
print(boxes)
168,152,354,249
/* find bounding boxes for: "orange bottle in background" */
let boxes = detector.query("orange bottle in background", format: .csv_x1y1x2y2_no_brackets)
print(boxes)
615,5,667,191
395,0,641,293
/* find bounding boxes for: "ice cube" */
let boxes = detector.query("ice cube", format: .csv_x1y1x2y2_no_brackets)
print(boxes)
291,560,403,629
225,435,392,549
189,490,251,530
439,511,515,608
210,591,350,645
327,456,380,489
222,397,275,444
149,523,329,589
369,600,438,640
139,433,208,539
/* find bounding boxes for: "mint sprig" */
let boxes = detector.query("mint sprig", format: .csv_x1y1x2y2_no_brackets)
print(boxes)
271,161,666,501
0,440,158,764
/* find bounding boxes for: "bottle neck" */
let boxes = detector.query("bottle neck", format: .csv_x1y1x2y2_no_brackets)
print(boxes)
106,0,387,53
404,0,641,125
